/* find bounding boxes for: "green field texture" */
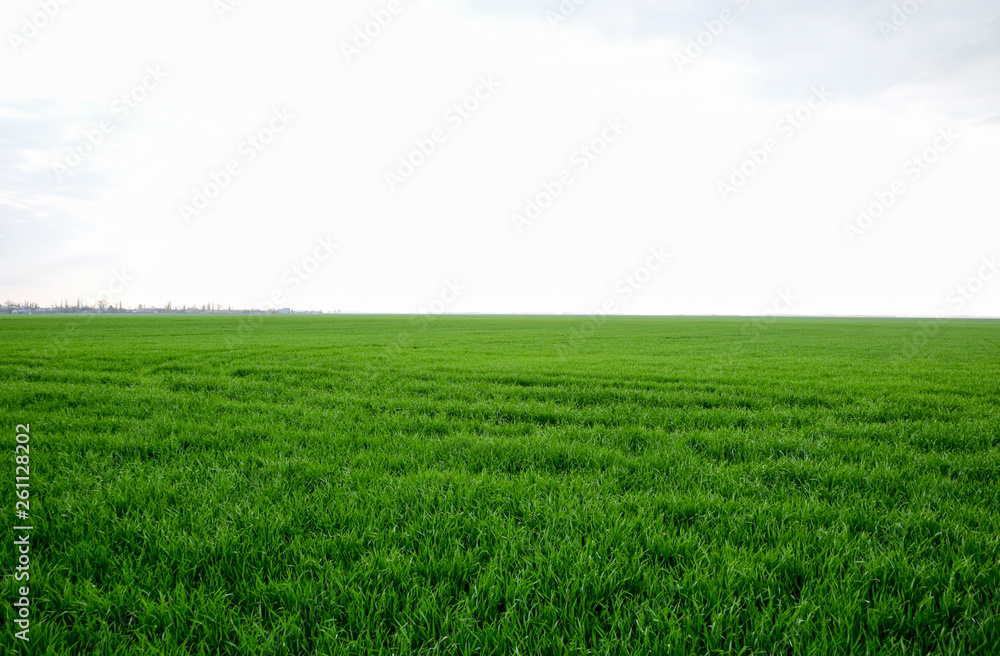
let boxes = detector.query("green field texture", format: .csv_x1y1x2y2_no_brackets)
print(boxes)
1,315,998,655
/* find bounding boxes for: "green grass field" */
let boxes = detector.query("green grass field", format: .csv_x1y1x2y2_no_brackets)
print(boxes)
2,315,999,655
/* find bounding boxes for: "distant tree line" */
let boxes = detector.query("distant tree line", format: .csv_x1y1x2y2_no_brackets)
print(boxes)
1,300,325,315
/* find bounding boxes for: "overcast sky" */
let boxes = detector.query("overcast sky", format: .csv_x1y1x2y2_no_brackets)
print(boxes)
2,0,999,316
